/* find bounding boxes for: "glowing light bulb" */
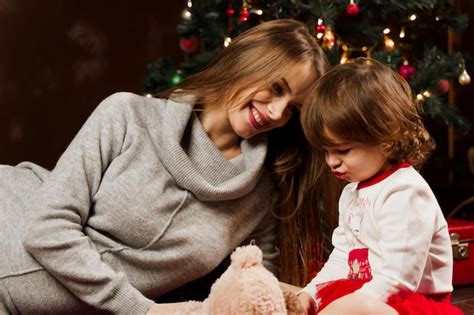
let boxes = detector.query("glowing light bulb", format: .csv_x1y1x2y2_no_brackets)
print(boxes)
384,37,395,51
224,36,232,47
399,27,405,38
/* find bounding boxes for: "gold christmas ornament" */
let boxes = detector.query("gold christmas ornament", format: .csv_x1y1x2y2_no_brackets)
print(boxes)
458,69,471,85
182,9,192,20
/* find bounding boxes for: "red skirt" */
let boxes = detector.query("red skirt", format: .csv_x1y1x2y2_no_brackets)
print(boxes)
314,279,463,315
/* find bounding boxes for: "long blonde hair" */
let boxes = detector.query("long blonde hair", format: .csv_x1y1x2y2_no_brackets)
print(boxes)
162,19,328,110
163,19,338,286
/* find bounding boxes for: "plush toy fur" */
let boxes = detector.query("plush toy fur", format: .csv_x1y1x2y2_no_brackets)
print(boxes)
175,245,304,315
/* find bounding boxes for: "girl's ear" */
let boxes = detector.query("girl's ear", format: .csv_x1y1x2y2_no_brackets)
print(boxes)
379,143,393,157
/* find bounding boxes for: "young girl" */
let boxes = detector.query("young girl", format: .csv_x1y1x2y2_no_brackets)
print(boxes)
298,58,462,315
0,19,335,314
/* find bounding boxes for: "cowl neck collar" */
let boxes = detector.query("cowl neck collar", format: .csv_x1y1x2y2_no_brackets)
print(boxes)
159,98,268,201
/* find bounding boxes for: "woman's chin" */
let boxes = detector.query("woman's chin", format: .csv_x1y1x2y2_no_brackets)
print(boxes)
236,128,258,139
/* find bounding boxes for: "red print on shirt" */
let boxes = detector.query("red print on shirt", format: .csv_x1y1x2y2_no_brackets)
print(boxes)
347,248,372,280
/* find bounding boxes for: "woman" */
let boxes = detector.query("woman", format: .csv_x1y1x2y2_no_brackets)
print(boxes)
0,19,335,314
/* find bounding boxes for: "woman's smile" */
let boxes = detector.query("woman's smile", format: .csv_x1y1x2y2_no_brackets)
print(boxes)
249,103,269,130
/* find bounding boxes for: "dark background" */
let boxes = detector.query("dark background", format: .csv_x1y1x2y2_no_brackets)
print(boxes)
0,1,184,168
0,1,473,213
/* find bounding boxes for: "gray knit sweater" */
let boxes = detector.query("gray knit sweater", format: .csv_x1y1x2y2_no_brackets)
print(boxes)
1,92,278,314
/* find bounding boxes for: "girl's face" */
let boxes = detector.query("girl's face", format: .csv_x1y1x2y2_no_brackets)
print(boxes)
323,131,391,183
227,60,315,139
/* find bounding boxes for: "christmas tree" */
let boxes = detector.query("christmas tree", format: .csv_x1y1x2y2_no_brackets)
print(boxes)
143,0,471,133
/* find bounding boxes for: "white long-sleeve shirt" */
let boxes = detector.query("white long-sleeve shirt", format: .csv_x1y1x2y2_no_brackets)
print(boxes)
302,162,453,302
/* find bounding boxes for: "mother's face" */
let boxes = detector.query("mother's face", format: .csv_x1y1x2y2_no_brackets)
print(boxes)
227,60,315,139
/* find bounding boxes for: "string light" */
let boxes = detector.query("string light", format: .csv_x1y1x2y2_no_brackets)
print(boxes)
399,26,406,38
182,0,193,20
384,36,395,51
340,52,349,64
383,28,390,35
224,36,232,47
459,69,471,85
182,9,192,20
409,14,417,21
340,45,349,64
251,9,263,15
416,93,425,103
322,28,335,49
416,90,432,104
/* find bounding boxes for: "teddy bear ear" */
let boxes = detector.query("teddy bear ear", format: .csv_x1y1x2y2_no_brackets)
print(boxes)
230,245,263,269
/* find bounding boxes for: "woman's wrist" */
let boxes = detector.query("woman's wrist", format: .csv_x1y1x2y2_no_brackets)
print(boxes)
296,291,318,313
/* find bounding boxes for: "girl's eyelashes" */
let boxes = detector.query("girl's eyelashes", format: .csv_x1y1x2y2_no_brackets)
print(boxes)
323,147,352,155
337,148,351,154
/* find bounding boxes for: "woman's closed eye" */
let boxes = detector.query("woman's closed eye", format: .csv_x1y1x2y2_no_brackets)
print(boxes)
272,83,284,96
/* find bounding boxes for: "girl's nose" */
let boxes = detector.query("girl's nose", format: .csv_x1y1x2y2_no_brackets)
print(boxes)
326,153,341,169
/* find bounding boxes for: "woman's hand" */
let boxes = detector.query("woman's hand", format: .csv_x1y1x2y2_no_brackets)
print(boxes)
146,302,185,315
297,291,317,315
279,281,301,293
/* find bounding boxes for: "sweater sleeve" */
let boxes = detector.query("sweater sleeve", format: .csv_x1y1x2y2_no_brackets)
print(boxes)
356,181,437,300
22,93,154,315
242,187,279,275
301,210,350,298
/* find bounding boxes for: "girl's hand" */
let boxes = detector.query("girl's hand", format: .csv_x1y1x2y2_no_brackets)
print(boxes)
297,292,317,315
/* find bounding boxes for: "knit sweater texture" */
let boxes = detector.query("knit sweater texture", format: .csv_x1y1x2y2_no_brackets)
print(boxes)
0,92,278,315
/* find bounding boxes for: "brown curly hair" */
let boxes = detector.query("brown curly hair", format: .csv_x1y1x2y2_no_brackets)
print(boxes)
301,58,435,169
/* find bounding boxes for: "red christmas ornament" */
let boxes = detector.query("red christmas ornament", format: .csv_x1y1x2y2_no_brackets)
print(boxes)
346,3,360,15
398,63,415,80
179,36,199,54
226,8,235,16
438,79,450,94
239,7,250,22
315,24,326,32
